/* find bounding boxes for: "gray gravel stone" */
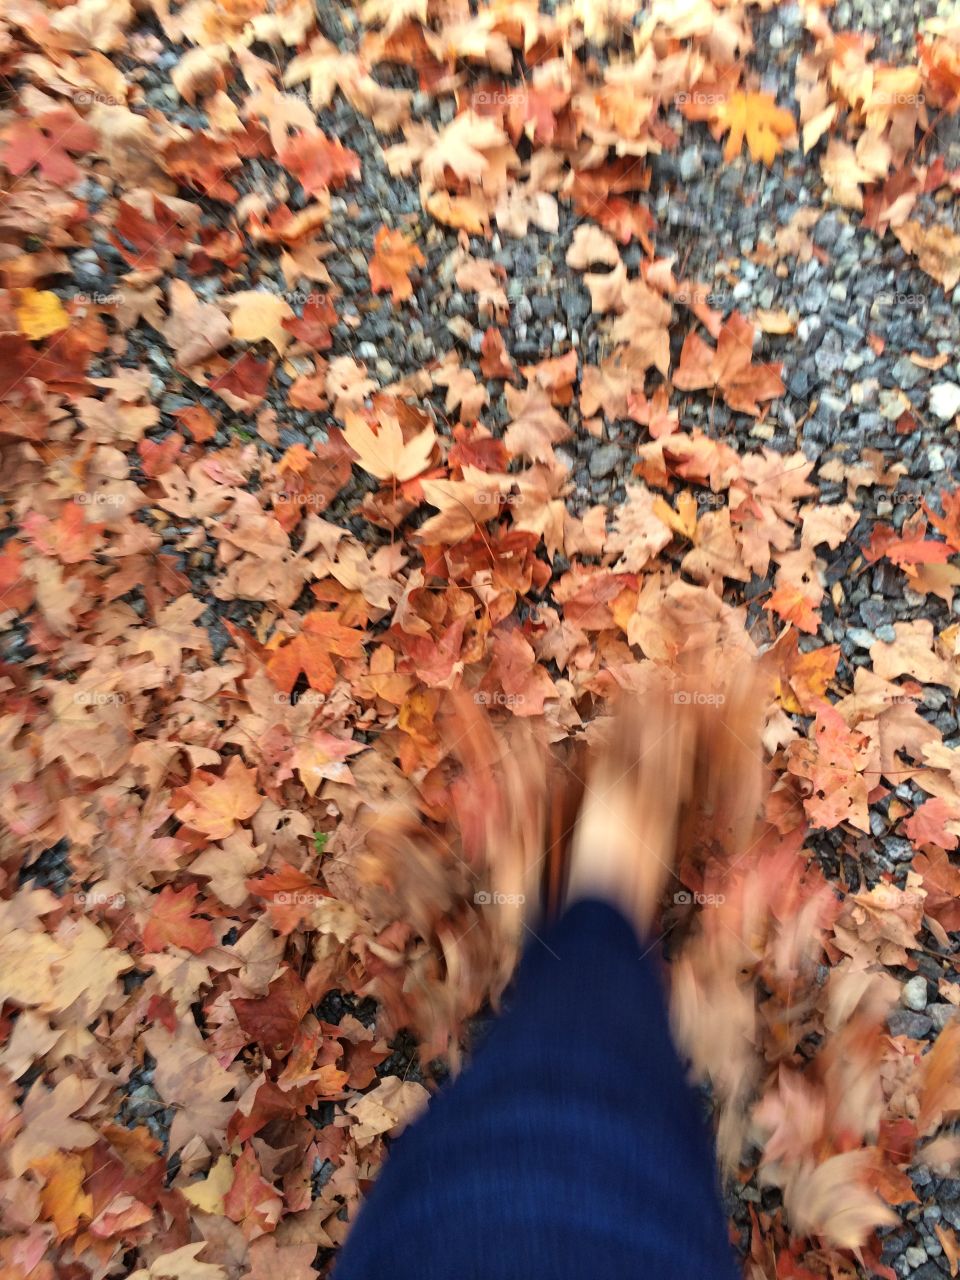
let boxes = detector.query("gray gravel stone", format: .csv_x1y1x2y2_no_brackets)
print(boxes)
887,1010,933,1038
930,383,960,421
589,444,622,480
901,976,928,1011
930,1004,957,1032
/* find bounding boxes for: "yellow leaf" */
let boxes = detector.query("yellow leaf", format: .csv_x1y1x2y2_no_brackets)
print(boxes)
720,92,796,167
229,290,295,354
654,491,698,540
342,409,436,482
181,1154,234,1215
34,1151,93,1239
16,289,69,340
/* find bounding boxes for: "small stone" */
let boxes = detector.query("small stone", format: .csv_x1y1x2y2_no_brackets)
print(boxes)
929,382,960,421
888,1010,933,1038
860,598,893,628
928,444,946,473
847,627,876,649
901,975,928,1012
904,1246,927,1268
884,836,915,863
589,444,622,480
679,146,703,181
929,1004,957,1032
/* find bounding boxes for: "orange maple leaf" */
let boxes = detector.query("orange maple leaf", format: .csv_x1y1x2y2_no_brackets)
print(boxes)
173,756,263,840
368,225,426,302
278,130,361,195
142,885,217,954
674,312,784,416
718,91,796,166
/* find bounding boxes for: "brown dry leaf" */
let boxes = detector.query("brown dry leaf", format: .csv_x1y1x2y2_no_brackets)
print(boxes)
228,291,295,355
342,1076,429,1144
565,223,620,269
603,484,673,571
781,1150,898,1249
369,225,426,302
342,409,437,482
163,279,232,368
503,383,571,463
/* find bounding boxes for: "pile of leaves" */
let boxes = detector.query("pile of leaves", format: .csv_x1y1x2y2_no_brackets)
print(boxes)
0,0,960,1276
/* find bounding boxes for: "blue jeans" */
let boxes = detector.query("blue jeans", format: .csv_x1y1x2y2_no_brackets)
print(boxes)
334,899,740,1280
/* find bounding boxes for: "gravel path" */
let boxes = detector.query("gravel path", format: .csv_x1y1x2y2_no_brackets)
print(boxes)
3,0,960,1275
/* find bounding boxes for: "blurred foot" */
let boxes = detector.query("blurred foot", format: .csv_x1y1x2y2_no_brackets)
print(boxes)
565,676,697,938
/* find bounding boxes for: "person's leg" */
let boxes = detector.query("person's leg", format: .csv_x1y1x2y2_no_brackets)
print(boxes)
334,896,739,1280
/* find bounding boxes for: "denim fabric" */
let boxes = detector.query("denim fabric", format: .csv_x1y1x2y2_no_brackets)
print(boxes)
334,899,740,1280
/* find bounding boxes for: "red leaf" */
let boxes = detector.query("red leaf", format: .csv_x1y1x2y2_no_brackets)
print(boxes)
233,971,312,1059
141,885,216,954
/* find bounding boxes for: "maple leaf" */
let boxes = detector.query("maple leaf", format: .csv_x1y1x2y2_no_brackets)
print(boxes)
228,290,295,354
503,383,571,462
342,408,436,482
521,350,578,406
565,223,621,270
266,611,366,694
278,130,361,195
205,352,274,411
173,757,263,840
9,1077,99,1177
894,219,960,290
718,91,797,166
142,885,217,954
914,847,960,930
223,1145,283,1242
863,506,953,571
419,111,511,192
233,970,312,1058
163,279,232,369
281,295,338,351
292,731,364,795
1,109,97,184
904,797,960,851
368,225,426,302
128,1243,227,1280
343,1076,429,1144
143,1023,237,1154
674,312,784,416
604,484,673,571
480,326,516,379
34,1151,93,1241
786,703,873,832
15,289,69,341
